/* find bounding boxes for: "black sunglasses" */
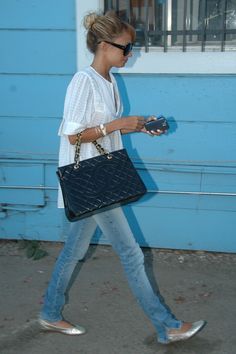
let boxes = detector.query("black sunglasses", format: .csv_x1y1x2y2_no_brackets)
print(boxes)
103,41,133,56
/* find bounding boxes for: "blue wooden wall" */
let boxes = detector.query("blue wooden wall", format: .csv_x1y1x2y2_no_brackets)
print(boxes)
0,1,236,252
0,0,76,241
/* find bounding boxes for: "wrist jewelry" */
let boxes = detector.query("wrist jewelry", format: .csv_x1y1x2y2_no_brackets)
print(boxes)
95,126,102,138
99,124,107,137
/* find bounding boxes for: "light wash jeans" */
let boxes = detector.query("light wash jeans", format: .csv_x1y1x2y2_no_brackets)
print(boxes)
40,207,182,343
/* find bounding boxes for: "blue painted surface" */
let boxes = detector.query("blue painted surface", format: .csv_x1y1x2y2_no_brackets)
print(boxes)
0,0,75,29
0,75,71,117
0,0,76,242
0,31,76,74
0,1,236,252
117,74,236,123
0,116,60,159
0,163,44,205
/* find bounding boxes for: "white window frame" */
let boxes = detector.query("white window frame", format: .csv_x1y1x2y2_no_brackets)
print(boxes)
76,0,236,74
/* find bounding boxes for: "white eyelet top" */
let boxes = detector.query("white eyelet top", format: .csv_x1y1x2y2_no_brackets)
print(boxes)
57,66,123,208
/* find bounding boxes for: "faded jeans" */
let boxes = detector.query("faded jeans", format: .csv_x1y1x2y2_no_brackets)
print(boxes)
40,207,182,343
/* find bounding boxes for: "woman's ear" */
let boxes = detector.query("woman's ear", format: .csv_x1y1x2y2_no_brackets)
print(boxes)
99,41,108,51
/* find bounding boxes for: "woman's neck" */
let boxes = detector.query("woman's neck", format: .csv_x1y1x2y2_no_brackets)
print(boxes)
91,57,112,82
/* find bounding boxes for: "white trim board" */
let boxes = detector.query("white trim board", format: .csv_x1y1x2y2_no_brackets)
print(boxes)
76,0,102,71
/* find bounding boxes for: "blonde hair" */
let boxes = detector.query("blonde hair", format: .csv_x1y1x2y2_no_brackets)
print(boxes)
84,11,135,53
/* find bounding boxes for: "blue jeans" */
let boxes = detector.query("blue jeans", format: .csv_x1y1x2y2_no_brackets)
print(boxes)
40,207,182,343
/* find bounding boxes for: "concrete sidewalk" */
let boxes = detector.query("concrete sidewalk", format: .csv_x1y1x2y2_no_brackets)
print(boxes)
0,240,235,354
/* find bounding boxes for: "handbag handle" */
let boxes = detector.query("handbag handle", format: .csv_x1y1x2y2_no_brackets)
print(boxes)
74,132,112,169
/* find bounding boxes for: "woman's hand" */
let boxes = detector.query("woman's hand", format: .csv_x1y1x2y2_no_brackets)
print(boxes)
141,115,165,136
120,116,145,132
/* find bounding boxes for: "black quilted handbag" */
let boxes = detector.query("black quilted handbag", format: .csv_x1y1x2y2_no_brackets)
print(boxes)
57,133,147,222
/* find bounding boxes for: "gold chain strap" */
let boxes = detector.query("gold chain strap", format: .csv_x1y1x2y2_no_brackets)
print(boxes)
92,140,112,159
74,133,112,170
74,133,82,169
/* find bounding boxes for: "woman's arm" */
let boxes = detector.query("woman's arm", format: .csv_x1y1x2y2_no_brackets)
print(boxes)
68,116,145,144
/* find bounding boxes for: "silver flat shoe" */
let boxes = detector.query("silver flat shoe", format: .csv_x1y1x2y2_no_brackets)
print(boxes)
159,320,207,344
39,318,86,335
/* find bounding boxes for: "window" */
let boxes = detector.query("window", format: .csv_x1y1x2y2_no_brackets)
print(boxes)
76,0,236,73
105,0,236,52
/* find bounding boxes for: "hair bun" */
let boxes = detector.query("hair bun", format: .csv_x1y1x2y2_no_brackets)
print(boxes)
83,12,98,30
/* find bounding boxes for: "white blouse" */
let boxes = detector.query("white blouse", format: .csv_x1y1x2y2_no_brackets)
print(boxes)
57,66,123,208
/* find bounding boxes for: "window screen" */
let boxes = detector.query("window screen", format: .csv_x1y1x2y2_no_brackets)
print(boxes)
104,0,236,52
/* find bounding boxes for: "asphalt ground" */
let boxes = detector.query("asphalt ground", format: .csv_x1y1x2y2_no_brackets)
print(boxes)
0,240,236,354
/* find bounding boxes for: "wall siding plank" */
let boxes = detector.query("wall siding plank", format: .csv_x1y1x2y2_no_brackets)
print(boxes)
0,31,76,74
116,74,236,123
0,0,75,29
123,121,236,166
0,117,59,159
0,75,71,117
124,205,236,252
1,116,236,165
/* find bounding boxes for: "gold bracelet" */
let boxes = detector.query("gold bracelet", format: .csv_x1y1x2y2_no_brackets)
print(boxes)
99,124,107,137
95,126,102,138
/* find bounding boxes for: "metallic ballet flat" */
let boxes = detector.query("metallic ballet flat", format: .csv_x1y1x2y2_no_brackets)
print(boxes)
39,318,86,335
159,320,207,344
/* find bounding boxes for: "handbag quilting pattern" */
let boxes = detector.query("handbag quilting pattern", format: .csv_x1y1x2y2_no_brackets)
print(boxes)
57,148,147,222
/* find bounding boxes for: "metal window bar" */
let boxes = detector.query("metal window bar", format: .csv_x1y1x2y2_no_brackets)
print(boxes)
106,0,113,10
171,0,177,45
115,0,119,12
105,0,236,52
144,0,149,52
200,0,207,52
189,0,194,42
183,0,188,52
221,0,227,51
126,0,131,22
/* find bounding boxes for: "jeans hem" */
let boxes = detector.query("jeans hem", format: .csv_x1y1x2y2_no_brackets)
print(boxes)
39,312,63,323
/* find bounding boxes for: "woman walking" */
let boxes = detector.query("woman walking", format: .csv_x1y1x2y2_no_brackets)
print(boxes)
39,11,206,344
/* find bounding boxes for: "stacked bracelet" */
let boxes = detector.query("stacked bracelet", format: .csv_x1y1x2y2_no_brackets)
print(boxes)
94,124,107,138
95,126,101,138
99,124,107,137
